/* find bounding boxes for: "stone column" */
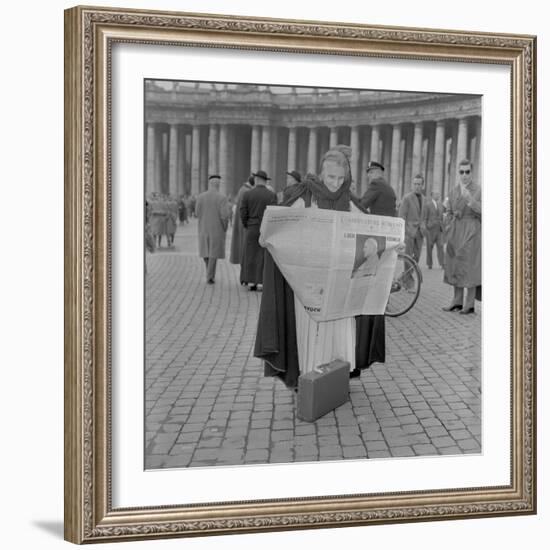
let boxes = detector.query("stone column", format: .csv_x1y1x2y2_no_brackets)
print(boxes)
398,138,406,199
360,128,371,185
329,126,338,148
191,125,201,196
450,121,459,188
444,137,452,193
404,128,413,189
146,124,156,196
318,128,330,160
433,120,446,195
208,124,219,175
271,127,280,188
261,125,271,173
383,128,392,178
176,127,186,197
456,117,469,165
370,125,380,162
219,124,229,196
426,127,436,196
250,125,261,173
287,127,298,171
185,133,192,194
390,124,402,192
154,127,163,193
474,116,482,183
412,121,423,177
168,124,179,197
200,129,209,192
307,127,318,173
469,136,476,165
226,127,236,196
421,138,429,188
350,125,360,191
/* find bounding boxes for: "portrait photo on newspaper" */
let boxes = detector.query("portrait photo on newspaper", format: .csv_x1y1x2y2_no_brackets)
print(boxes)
144,79,482,469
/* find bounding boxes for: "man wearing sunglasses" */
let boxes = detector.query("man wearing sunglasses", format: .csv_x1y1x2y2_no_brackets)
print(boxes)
442,159,482,315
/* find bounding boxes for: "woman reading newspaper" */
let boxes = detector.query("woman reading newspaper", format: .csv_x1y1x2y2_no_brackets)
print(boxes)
254,145,385,389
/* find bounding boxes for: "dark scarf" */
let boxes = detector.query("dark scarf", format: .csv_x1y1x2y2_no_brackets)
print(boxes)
304,173,351,211
281,147,354,211
282,175,365,213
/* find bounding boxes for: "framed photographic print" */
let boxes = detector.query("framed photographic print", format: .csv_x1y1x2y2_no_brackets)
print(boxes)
64,5,536,544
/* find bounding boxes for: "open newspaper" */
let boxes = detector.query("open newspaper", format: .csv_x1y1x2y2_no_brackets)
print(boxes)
259,206,404,322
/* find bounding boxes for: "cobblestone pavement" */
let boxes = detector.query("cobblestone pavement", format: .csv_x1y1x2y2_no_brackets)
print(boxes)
145,219,481,469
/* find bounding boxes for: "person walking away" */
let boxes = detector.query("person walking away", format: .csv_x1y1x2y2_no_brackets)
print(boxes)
442,159,481,314
165,197,178,248
144,199,155,275
178,195,188,225
240,170,277,291
195,175,231,284
148,193,168,248
183,194,193,223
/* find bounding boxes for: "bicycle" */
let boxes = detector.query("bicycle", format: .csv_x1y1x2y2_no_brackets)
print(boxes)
385,252,422,317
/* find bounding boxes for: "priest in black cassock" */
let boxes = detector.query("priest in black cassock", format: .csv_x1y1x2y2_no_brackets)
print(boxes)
240,170,278,291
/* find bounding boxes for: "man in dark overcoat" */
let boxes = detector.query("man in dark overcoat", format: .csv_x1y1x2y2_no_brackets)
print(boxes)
195,175,231,284
359,161,397,217
230,176,254,282
240,170,277,291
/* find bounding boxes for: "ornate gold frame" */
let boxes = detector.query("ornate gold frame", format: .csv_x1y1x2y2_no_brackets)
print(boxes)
64,5,536,544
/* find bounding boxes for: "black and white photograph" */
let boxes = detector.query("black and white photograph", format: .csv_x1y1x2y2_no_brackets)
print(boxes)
54,1,540,545
144,80,482,470
2,0,544,545
351,234,386,279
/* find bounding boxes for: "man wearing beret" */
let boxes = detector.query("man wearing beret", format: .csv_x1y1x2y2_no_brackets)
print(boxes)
359,161,397,217
240,170,277,291
195,175,231,284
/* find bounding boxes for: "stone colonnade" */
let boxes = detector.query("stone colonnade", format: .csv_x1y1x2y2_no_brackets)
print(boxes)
146,116,481,202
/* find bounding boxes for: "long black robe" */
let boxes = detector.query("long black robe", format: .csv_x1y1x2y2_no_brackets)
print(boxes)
240,185,278,285
230,183,252,265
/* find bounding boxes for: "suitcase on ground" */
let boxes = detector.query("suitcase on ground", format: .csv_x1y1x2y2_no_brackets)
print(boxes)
297,359,350,422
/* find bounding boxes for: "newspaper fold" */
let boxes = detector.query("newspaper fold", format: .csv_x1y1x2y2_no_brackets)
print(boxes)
259,206,404,322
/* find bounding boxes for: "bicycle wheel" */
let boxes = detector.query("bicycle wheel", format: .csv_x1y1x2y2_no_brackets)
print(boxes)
385,253,422,317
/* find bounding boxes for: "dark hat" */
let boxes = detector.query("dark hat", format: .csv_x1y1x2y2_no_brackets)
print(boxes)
252,170,271,181
208,174,221,180
286,170,301,183
366,161,385,172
